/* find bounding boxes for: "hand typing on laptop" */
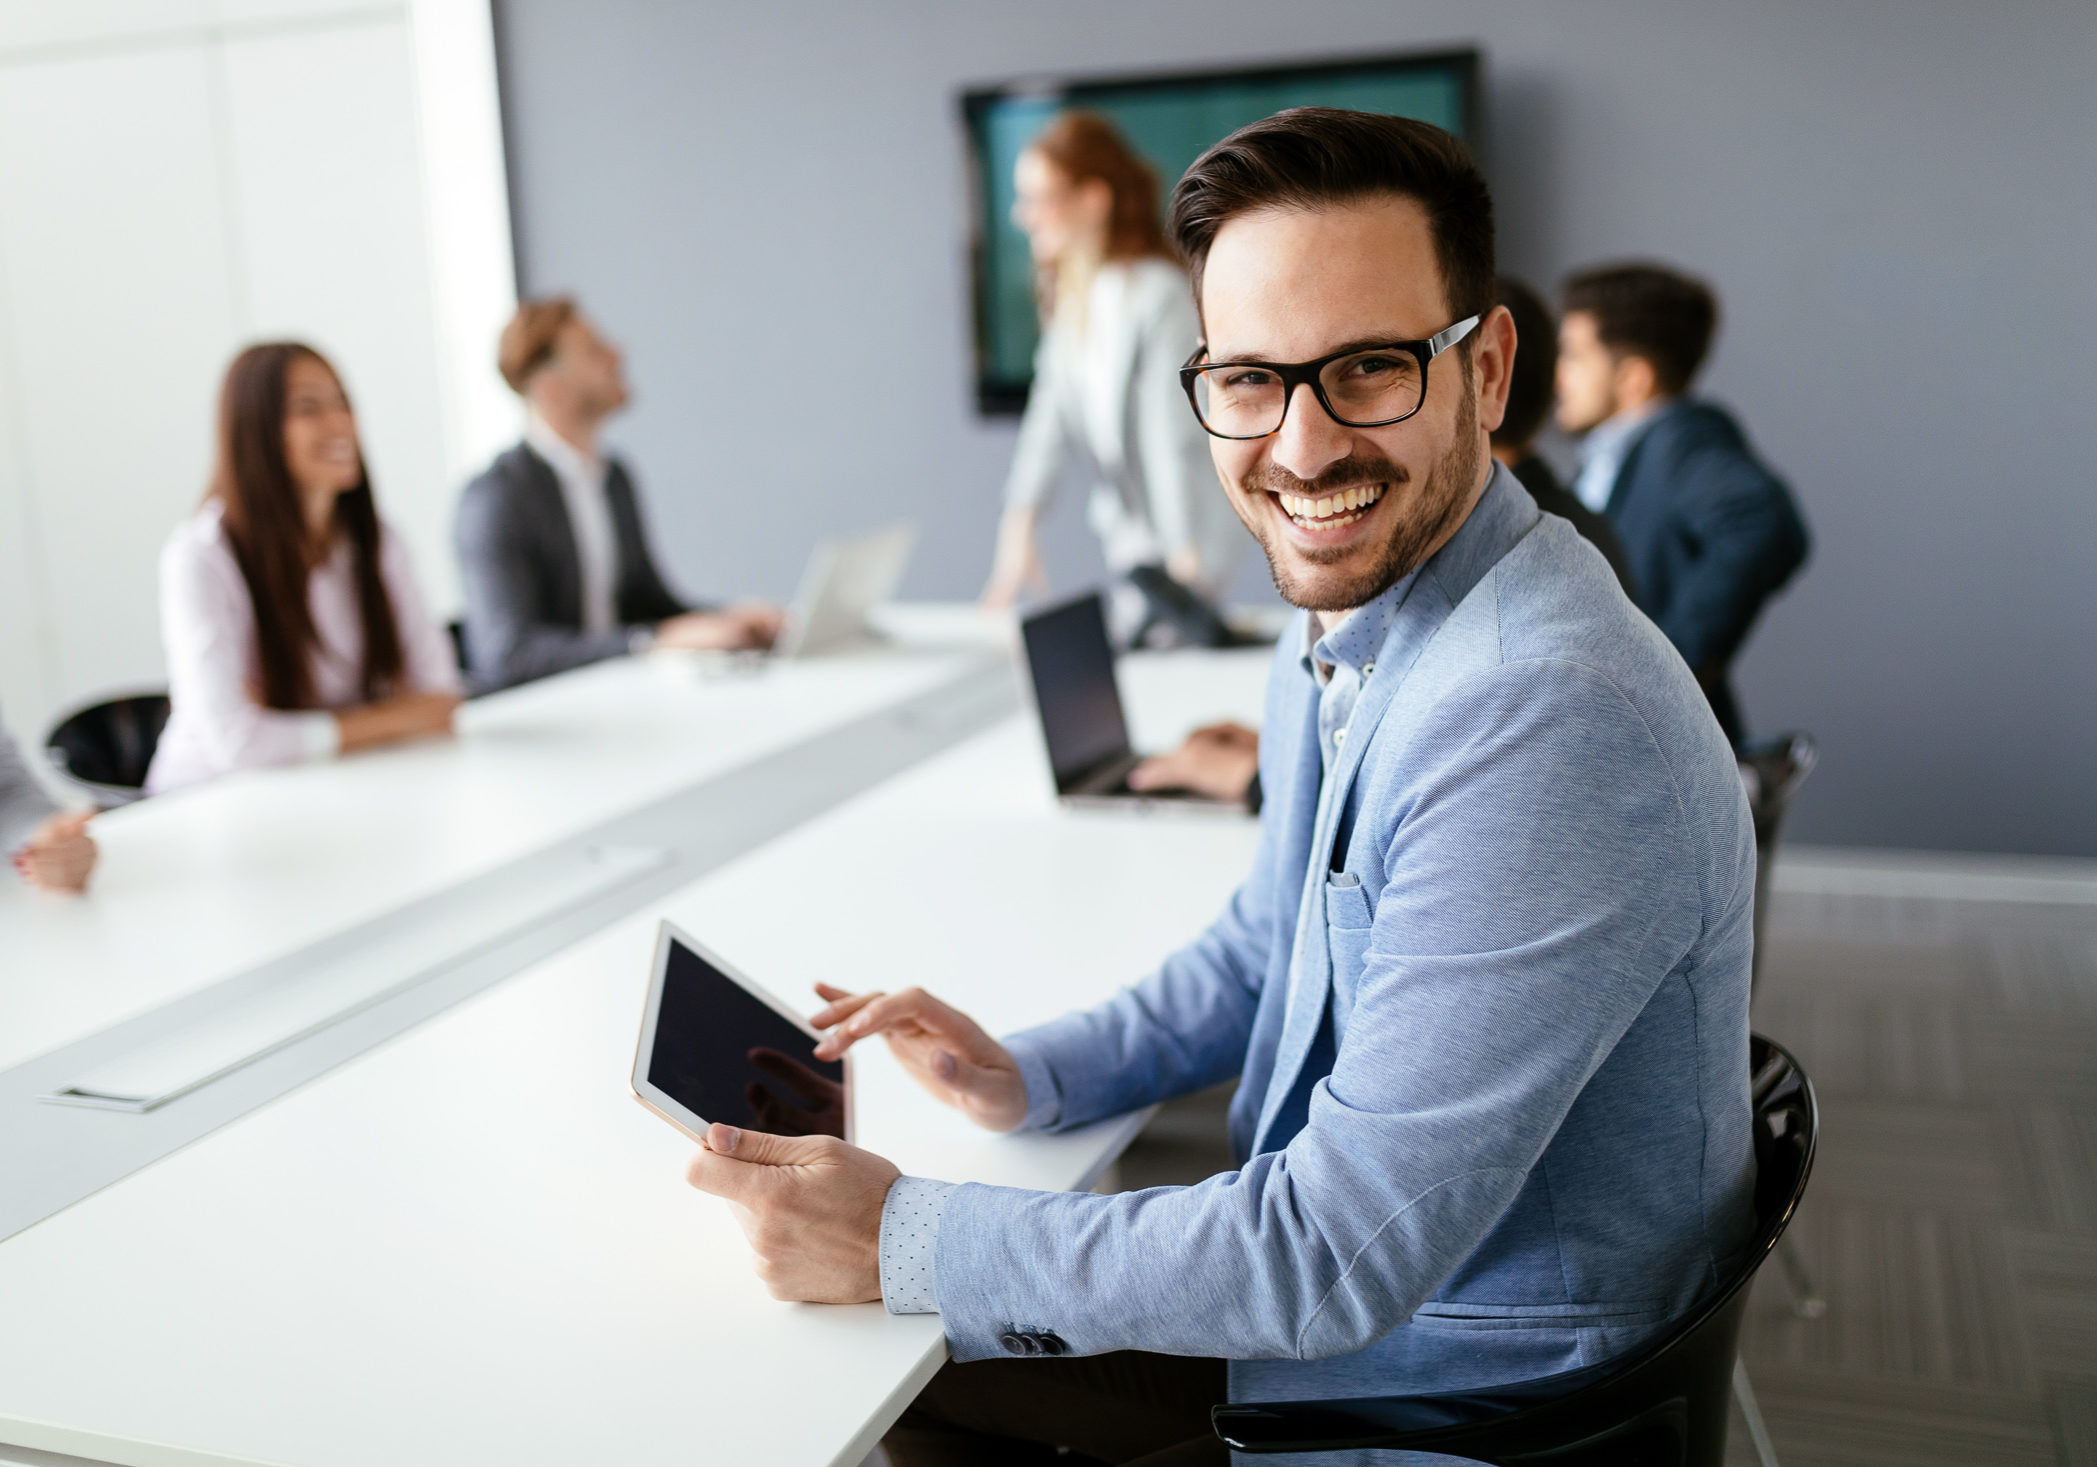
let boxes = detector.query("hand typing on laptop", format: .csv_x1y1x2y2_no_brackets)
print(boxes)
1126,720,1260,803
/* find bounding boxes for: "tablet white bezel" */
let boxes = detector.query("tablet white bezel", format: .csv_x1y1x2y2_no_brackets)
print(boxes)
629,919,854,1145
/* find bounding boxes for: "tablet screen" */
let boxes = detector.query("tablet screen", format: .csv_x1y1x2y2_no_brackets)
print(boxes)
648,938,847,1139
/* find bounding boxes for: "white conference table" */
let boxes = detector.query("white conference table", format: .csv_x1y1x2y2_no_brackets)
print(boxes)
0,629,995,1077
0,612,1274,1467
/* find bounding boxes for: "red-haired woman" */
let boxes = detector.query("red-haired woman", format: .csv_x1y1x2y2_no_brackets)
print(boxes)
146,344,461,793
980,112,1241,616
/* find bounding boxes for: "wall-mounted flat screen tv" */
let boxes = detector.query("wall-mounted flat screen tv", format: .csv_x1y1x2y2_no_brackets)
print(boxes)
960,49,1479,415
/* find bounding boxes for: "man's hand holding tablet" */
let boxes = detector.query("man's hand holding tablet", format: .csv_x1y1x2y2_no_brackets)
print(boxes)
679,979,1026,1304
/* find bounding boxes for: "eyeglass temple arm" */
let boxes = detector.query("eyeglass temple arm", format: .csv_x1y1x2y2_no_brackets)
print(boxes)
1427,315,1481,356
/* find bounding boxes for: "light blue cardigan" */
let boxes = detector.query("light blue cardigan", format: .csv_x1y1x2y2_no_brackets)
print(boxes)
932,468,1757,1459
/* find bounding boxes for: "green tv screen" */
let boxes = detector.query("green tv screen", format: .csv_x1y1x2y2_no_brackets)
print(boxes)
960,49,1478,415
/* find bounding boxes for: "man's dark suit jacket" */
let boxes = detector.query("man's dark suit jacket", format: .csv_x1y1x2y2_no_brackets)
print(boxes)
454,443,691,691
1508,453,1637,599
1605,399,1809,741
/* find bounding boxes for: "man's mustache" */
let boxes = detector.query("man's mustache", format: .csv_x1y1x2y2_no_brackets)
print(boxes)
1246,455,1409,498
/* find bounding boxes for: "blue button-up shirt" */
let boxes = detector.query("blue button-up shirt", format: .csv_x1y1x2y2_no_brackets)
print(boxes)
878,574,1419,1316
1304,574,1414,775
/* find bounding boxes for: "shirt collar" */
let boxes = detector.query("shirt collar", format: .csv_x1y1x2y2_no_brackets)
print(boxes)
1298,569,1418,685
1577,397,1668,466
1292,457,1538,688
525,412,602,484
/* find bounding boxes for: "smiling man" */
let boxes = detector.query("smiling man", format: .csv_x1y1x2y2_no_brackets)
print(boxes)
685,110,1758,1467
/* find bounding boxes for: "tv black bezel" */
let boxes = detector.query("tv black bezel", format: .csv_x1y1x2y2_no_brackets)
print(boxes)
958,47,1483,417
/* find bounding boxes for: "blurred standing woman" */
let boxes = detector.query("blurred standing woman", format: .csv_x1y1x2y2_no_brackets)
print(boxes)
147,344,461,794
979,112,1240,616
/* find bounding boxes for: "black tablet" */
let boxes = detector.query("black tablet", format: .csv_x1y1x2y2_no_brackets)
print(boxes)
630,922,851,1143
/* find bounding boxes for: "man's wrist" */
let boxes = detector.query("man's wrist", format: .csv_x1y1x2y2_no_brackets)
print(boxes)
878,1176,957,1315
627,625,657,655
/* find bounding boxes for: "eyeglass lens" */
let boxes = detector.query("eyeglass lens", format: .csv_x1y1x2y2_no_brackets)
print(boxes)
1192,348,1425,436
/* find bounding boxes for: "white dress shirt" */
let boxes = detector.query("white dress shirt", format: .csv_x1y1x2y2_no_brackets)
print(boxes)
145,501,461,794
525,413,620,635
1571,400,1665,512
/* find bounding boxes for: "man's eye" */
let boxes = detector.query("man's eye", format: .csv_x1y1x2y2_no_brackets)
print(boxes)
1220,369,1276,389
1343,355,1404,378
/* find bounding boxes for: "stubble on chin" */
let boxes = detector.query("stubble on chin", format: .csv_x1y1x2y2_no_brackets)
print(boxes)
1237,387,1483,614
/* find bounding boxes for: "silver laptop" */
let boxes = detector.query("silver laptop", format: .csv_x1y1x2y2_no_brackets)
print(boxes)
773,523,915,658
1018,591,1238,813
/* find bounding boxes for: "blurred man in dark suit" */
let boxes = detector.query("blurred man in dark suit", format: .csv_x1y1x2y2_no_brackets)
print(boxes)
455,299,782,691
1557,263,1808,743
1492,277,1634,597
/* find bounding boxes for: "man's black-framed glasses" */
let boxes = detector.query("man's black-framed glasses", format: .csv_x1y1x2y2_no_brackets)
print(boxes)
1178,315,1481,440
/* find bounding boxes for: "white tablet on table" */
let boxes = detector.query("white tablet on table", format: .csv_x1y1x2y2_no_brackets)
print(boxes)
631,920,853,1143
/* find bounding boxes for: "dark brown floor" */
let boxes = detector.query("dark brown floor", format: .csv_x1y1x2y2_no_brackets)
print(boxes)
1113,883,2097,1465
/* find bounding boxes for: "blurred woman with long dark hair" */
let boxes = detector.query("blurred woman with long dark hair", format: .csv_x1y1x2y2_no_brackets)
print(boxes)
979,112,1241,617
146,343,460,793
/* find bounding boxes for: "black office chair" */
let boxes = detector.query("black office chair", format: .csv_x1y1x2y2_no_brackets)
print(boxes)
43,693,171,807
1213,1034,1816,1467
1737,733,1818,992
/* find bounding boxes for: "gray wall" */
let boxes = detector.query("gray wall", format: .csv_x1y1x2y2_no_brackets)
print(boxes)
493,0,2097,858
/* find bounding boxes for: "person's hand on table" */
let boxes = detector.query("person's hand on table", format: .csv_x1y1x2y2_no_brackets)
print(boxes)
1126,721,1261,803
683,982,1026,1303
13,810,97,892
654,603,782,653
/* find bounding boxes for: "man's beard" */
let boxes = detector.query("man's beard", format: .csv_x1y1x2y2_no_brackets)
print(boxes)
1239,381,1482,613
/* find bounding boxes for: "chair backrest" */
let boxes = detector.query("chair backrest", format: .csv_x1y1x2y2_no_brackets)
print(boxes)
1214,1035,1817,1464
44,693,171,807
1738,732,1816,989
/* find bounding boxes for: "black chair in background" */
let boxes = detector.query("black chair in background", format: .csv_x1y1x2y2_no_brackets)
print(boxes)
44,693,170,807
1213,1034,1817,1467
1737,732,1818,992
1735,732,1823,1322
445,619,470,680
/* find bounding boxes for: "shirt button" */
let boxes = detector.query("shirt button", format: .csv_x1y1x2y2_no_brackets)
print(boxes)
1333,727,1347,744
1363,660,1375,675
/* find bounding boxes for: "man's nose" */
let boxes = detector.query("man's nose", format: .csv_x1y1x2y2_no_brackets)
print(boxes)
1268,382,1352,484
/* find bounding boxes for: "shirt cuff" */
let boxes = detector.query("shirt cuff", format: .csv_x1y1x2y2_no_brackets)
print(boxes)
1004,1034,1066,1132
299,712,342,762
879,1175,957,1314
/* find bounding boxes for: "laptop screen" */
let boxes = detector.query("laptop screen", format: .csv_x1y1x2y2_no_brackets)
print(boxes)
1021,593,1132,790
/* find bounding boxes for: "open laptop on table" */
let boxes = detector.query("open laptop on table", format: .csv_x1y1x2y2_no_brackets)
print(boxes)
771,522,915,659
1018,590,1241,814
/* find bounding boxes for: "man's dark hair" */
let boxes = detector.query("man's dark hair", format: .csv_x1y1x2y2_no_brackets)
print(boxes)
1493,276,1555,450
1169,107,1495,329
1559,263,1718,395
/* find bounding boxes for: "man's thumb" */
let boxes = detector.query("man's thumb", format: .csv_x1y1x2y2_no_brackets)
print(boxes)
706,1123,831,1166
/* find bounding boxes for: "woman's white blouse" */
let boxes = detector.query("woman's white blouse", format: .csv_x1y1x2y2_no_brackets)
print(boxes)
145,502,460,794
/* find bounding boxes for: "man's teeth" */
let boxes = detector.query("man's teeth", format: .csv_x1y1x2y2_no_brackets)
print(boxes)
1277,483,1384,527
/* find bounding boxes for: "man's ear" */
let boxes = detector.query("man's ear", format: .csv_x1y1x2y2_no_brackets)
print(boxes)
1474,304,1517,437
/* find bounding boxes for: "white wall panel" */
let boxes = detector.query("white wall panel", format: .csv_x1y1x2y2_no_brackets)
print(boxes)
0,284,54,738
0,43,241,739
219,16,459,614
0,1,210,54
